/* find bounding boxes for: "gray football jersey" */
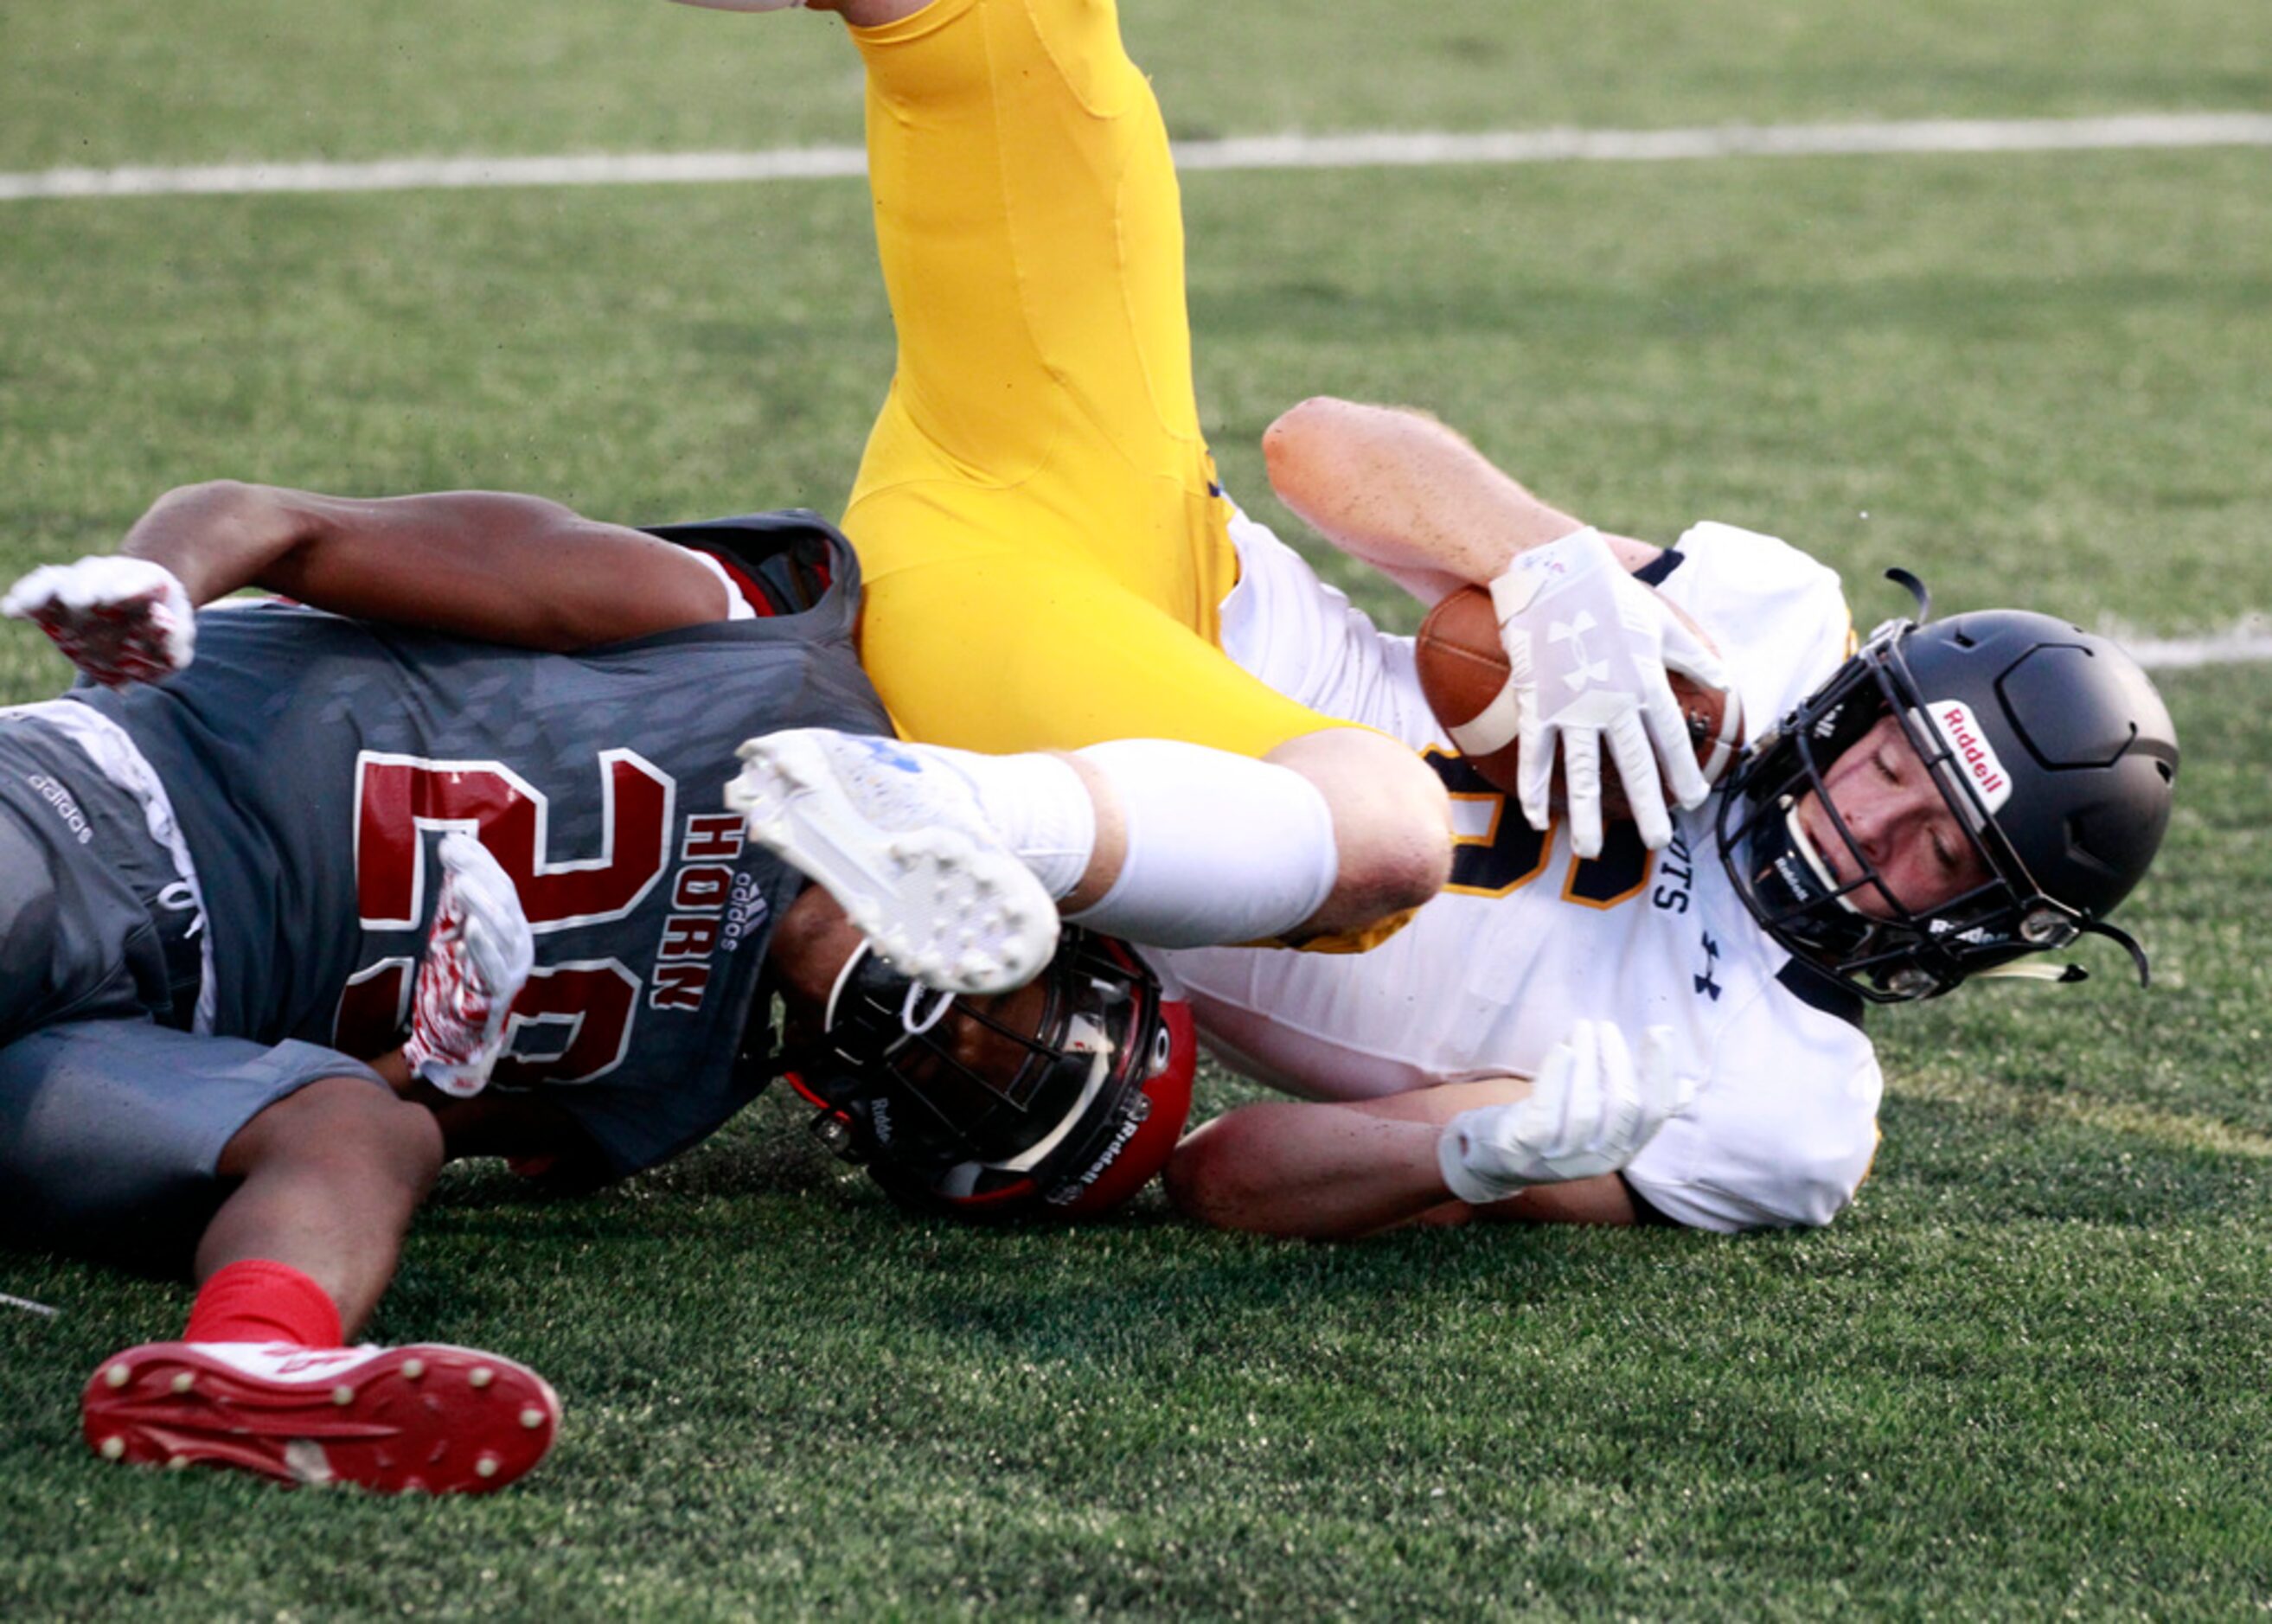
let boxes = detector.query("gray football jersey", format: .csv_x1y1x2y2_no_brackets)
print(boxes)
72,513,889,1177
0,720,196,1048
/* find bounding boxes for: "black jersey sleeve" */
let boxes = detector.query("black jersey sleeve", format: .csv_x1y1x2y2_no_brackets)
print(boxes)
637,509,856,621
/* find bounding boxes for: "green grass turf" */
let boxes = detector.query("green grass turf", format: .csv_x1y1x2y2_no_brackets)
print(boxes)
3,0,2270,169
3,2,2271,1617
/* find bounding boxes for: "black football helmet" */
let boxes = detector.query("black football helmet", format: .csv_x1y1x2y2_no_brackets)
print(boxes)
770,926,1195,1220
1717,572,2179,1002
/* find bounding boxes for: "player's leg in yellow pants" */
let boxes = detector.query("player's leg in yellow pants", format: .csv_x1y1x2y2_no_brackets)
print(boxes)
841,0,1337,759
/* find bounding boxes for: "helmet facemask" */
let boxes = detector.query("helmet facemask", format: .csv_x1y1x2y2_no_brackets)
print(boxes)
1718,580,2156,1003
767,926,1192,1218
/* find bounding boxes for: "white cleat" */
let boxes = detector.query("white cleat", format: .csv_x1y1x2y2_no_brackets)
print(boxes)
727,730,1059,995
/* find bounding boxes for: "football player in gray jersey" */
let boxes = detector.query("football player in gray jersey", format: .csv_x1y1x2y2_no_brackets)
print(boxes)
2,478,1194,1496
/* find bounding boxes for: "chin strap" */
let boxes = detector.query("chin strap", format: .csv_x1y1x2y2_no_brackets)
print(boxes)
1884,566,1933,623
1972,918,2150,989
821,941,952,1045
752,942,931,1108
1974,961,2090,984
2086,918,2153,988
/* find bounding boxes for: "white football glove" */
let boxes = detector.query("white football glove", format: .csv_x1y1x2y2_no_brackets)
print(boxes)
1488,527,1729,859
400,834,536,1099
1,556,196,688
1437,1021,1693,1204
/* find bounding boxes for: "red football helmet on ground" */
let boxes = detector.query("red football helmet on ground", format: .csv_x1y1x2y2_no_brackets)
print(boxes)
775,928,1195,1221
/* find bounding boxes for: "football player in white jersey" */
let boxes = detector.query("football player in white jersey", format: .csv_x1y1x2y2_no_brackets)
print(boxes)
667,0,2179,1237
727,398,2176,1236
1153,398,2177,1235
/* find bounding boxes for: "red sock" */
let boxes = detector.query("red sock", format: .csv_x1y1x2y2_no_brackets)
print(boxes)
181,1260,344,1348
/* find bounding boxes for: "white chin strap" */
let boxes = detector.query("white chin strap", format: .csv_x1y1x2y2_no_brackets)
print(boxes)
821,941,873,1033
822,941,953,1054
1974,961,2088,984
1780,796,1866,917
989,1014,1114,1174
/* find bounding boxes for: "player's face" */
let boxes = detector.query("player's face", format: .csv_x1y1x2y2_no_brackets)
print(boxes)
1795,714,1992,919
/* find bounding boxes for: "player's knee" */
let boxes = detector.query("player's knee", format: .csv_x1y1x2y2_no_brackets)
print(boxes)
1274,732,1452,924
1327,803,1454,926
227,1079,444,1203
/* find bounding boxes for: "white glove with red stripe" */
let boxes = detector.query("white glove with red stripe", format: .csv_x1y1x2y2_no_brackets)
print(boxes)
2,556,196,687
1488,527,1728,858
1437,1021,1692,1203
401,834,535,1098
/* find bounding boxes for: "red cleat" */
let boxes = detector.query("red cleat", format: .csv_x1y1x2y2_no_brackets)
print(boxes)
82,1340,560,1493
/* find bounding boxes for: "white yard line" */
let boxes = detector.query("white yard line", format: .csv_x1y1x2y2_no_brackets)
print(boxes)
6,112,2269,667
3,112,2270,201
1172,113,2272,172
2123,618,2272,671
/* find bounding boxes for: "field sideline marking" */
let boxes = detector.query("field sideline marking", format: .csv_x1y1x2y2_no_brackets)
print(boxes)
2125,618,2272,671
3,112,2271,201
6,113,2268,666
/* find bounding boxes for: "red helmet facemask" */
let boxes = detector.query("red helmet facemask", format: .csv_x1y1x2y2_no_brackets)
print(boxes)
770,927,1194,1221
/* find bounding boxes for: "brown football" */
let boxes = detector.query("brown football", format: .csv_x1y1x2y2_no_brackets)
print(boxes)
1415,584,1743,820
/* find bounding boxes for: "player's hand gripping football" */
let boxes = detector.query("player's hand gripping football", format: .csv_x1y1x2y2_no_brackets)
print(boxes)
1487,527,1729,858
1,556,197,687
401,834,536,1099
1436,1020,1693,1203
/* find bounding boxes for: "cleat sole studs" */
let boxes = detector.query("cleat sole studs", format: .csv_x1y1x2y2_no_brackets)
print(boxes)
401,1358,425,1380
99,1436,125,1461
167,1455,189,1471
519,1407,547,1430
469,1365,495,1390
104,1363,131,1389
475,1455,500,1480
331,1385,355,1406
170,1372,195,1395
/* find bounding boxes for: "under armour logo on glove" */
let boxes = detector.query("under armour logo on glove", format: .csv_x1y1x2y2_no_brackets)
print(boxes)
1548,611,1610,690
1488,527,1730,859
2,556,197,687
401,834,536,1098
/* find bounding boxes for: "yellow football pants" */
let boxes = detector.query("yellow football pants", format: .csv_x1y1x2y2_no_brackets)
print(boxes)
842,0,1353,760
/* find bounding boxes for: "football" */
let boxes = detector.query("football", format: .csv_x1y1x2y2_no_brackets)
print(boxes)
1415,584,1743,820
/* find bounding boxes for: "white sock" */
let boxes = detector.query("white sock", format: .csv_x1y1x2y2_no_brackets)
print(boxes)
1064,739,1339,949
909,745,1098,899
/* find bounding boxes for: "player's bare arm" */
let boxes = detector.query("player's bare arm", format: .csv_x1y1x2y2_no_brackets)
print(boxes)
1168,1079,1644,1237
1261,398,1664,600
1264,397,1728,854
3,481,739,686
125,481,735,647
1168,1020,1689,1236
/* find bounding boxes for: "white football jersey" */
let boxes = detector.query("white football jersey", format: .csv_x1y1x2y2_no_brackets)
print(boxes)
1158,512,1878,1232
